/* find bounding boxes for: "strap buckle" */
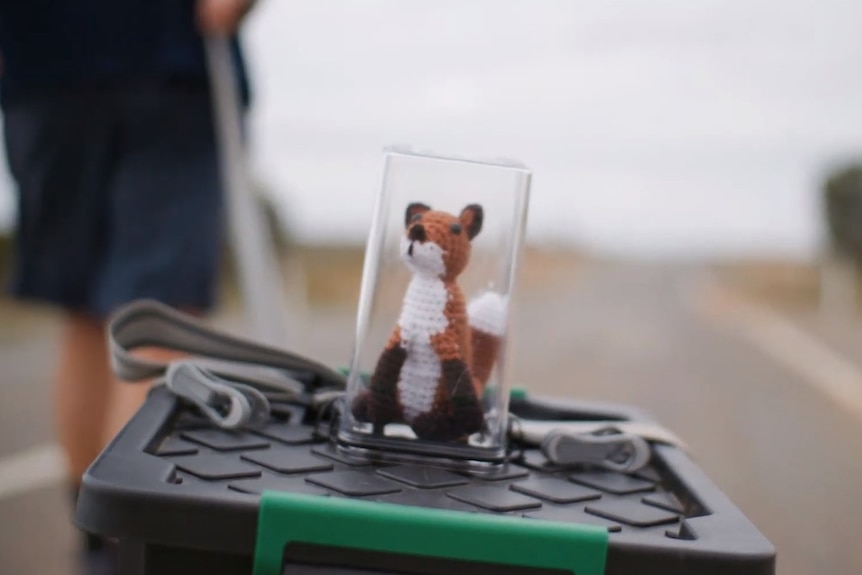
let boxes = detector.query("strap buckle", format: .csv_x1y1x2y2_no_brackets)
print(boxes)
165,361,272,430
540,426,652,473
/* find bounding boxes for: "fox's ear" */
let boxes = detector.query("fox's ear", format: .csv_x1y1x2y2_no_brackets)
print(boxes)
460,204,484,240
405,203,431,228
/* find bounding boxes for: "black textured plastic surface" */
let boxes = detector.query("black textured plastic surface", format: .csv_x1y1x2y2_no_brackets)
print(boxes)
447,485,543,512
241,448,334,475
666,520,698,541
169,453,262,480
375,488,483,513
518,451,568,473
585,500,680,528
75,388,776,575
510,477,602,504
154,435,199,456
376,465,469,489
459,464,530,482
569,470,656,495
524,505,624,533
642,492,685,514
181,429,271,451
254,422,317,445
229,472,331,496
305,470,402,497
311,444,375,467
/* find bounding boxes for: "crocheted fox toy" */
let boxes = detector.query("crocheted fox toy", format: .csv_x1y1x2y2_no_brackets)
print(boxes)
351,202,507,443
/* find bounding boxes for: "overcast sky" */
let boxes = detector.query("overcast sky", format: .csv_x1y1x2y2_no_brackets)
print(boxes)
1,0,861,259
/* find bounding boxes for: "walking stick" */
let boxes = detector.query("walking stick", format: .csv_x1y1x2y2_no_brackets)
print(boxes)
204,35,290,347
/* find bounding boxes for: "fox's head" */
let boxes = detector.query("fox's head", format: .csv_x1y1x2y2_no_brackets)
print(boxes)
401,202,483,279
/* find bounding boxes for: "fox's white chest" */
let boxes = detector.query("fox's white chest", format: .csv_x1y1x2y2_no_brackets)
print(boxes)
397,276,449,421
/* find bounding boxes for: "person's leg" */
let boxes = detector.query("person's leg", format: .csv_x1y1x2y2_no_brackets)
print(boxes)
2,91,118,482
94,80,226,442
100,348,182,445
2,91,120,571
54,313,112,480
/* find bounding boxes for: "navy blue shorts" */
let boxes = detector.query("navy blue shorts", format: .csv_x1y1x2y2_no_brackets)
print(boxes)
3,81,225,318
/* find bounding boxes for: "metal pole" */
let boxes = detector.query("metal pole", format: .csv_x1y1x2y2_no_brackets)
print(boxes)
204,35,289,347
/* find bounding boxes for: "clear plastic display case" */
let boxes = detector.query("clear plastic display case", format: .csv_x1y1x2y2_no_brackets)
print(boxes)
338,148,532,467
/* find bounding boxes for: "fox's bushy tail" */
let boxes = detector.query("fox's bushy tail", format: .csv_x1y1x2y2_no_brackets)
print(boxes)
467,292,508,392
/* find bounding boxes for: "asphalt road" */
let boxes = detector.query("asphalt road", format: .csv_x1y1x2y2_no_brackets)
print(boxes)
1,261,861,574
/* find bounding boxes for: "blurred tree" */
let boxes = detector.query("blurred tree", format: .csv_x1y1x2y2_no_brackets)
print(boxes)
820,163,862,315
824,164,862,262
0,232,10,284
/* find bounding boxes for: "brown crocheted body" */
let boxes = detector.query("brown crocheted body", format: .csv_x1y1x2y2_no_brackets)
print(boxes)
352,203,492,443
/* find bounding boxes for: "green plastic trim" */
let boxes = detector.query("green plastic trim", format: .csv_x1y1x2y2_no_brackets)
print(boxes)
338,366,370,383
510,387,528,400
254,491,607,575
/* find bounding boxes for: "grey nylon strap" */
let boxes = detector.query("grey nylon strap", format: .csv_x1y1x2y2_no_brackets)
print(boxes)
512,419,688,451
107,300,346,429
166,361,272,429
108,300,683,458
539,427,652,473
108,299,345,389
511,420,686,472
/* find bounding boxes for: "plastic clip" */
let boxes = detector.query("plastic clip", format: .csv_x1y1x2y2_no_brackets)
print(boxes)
540,426,651,473
165,361,271,430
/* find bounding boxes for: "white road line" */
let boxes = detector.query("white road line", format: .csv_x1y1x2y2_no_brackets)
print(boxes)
0,443,65,501
686,276,862,421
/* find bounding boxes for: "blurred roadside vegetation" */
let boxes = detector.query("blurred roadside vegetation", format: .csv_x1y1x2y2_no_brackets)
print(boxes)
4,164,862,318
717,161,862,312
0,232,9,285
824,163,862,265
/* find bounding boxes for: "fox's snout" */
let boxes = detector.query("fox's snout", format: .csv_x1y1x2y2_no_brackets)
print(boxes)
408,224,427,243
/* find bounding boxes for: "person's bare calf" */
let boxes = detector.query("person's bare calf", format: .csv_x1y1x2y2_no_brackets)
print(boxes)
54,313,114,483
57,312,187,484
